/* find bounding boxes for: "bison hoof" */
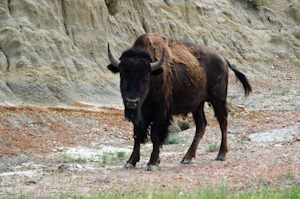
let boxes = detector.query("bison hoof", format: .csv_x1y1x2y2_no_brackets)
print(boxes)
215,156,226,161
180,158,191,164
145,165,158,171
123,163,135,169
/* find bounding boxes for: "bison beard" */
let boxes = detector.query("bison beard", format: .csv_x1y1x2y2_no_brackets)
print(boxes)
124,108,139,122
107,33,252,171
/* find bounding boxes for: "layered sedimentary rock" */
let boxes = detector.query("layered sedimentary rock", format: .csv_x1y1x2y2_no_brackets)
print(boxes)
0,0,299,105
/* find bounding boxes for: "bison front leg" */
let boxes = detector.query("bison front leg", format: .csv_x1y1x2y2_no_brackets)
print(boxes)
145,136,160,171
123,135,141,169
124,124,147,169
145,120,169,171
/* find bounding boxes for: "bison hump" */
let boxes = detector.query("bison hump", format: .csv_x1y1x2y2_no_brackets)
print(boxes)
148,34,202,87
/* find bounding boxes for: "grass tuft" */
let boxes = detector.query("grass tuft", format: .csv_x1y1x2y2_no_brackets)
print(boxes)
165,133,181,144
206,142,219,152
105,0,120,15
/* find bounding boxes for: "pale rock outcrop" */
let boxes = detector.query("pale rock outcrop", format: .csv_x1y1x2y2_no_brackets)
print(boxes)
0,0,299,105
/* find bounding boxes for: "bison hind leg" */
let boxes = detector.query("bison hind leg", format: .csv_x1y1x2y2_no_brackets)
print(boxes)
211,99,229,161
181,102,207,164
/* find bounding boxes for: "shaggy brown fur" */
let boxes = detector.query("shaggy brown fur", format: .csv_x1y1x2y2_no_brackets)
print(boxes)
149,34,202,86
107,33,252,170
137,34,203,110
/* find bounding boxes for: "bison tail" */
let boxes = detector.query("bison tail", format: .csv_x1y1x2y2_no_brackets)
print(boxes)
227,60,252,96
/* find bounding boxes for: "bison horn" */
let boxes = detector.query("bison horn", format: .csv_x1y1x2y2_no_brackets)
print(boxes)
108,43,120,68
150,47,165,71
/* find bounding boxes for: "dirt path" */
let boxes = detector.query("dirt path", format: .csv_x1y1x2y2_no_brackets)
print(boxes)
1,61,300,197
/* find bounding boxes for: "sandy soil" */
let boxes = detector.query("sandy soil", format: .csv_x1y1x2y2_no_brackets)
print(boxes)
0,56,300,197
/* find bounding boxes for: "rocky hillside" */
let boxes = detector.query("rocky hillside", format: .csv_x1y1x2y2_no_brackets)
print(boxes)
0,0,299,106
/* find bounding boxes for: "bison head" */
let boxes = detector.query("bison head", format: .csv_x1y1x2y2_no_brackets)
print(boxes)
107,43,165,123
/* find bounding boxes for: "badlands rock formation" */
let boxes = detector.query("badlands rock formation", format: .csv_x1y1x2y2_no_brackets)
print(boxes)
0,0,299,105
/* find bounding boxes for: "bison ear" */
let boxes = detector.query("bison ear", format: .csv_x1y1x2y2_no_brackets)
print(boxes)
107,64,119,73
151,68,163,76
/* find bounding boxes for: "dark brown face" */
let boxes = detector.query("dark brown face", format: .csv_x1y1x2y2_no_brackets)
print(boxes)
118,57,151,121
107,47,164,122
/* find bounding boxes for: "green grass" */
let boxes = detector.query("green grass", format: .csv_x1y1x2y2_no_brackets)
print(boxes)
165,132,181,144
206,142,219,152
98,151,127,168
246,17,252,24
116,151,126,158
250,0,269,7
5,184,300,199
272,89,290,96
105,0,120,15
53,150,127,168
52,152,87,165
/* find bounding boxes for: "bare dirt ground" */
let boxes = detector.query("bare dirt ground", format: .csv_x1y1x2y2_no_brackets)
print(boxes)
0,56,300,197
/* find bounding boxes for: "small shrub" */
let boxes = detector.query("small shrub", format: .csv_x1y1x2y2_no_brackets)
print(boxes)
248,0,269,8
165,133,181,144
294,30,300,39
177,119,193,131
227,101,238,116
117,151,126,158
105,0,120,16
246,17,252,24
206,142,219,152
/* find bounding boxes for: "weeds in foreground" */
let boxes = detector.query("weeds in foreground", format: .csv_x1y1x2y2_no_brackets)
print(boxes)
5,184,300,199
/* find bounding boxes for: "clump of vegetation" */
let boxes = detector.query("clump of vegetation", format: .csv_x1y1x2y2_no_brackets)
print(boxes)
105,0,120,15
9,184,300,198
116,151,126,158
165,132,181,144
246,17,252,24
227,101,242,116
206,141,219,152
248,0,269,8
177,119,193,131
272,88,290,96
53,152,86,165
294,30,300,39
278,171,296,181
99,151,126,167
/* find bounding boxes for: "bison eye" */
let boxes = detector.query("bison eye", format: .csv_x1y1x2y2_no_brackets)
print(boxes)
145,73,150,81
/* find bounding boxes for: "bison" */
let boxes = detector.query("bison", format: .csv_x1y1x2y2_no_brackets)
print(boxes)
107,33,251,171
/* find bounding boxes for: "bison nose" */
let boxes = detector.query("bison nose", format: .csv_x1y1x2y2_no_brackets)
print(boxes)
124,97,140,109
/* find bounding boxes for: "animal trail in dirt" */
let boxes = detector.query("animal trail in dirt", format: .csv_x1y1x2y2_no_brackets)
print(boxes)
107,33,251,171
